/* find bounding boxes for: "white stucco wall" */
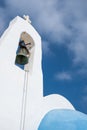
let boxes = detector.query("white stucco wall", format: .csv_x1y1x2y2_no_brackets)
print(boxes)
0,16,75,130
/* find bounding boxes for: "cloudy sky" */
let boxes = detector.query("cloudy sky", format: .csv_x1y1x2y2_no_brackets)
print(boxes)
0,0,87,114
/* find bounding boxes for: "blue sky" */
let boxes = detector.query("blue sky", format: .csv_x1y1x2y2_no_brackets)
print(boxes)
0,0,87,114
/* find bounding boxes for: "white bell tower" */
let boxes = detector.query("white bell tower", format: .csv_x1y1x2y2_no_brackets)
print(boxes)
0,16,75,130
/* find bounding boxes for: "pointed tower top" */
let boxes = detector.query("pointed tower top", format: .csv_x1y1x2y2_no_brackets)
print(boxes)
23,15,31,24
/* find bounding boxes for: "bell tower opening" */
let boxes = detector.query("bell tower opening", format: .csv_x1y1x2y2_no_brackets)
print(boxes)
15,31,35,71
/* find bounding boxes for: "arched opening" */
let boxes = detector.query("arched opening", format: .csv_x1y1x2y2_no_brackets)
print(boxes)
15,31,35,71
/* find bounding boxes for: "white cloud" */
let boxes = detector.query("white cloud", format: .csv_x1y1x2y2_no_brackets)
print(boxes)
42,40,54,56
0,8,7,36
55,72,72,81
42,41,51,54
1,0,87,68
68,21,87,66
1,0,72,43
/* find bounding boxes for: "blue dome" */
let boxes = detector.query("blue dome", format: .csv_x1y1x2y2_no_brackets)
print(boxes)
38,109,87,130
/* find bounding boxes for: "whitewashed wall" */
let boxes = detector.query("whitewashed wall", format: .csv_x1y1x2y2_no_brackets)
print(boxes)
0,16,75,130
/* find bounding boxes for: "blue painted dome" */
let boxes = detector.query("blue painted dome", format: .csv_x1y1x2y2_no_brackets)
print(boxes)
38,109,87,130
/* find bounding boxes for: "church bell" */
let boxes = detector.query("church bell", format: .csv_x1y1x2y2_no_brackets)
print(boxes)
15,46,30,65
